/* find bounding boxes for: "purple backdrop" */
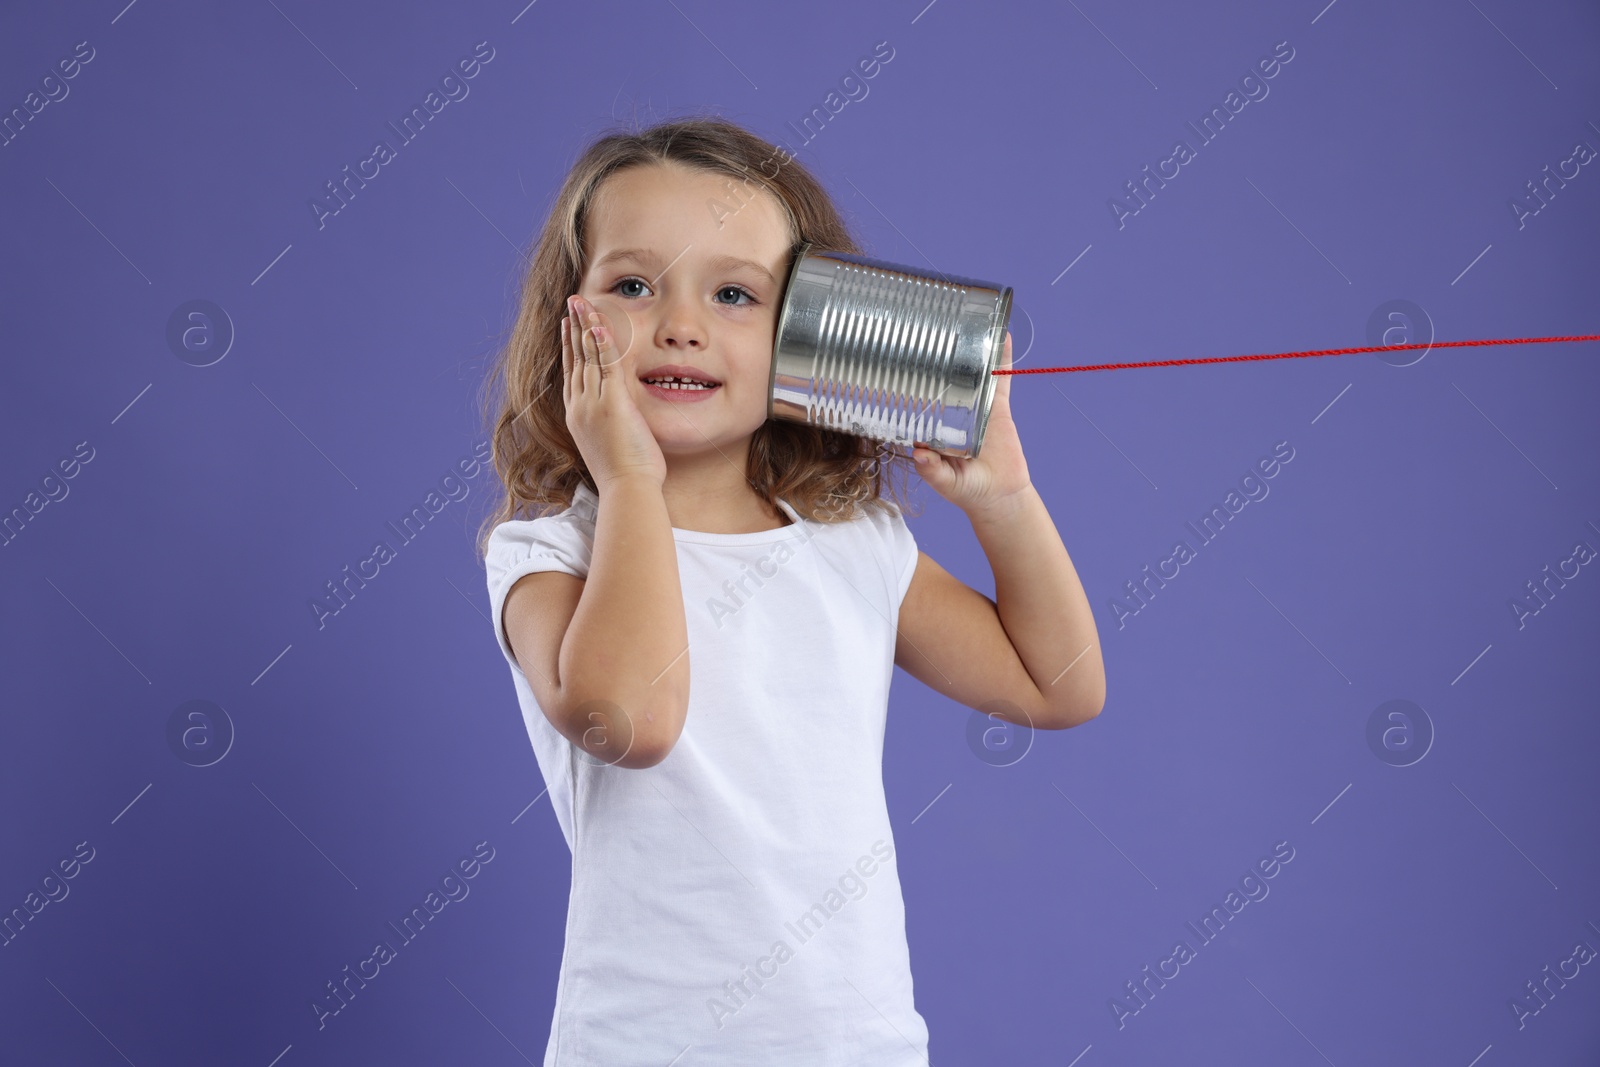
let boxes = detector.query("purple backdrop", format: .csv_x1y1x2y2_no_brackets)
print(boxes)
3,0,1597,1063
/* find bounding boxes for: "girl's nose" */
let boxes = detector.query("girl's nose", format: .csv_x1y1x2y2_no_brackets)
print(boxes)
655,298,706,350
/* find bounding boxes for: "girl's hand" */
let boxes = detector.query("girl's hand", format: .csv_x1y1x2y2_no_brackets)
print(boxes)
562,295,667,489
911,330,1033,521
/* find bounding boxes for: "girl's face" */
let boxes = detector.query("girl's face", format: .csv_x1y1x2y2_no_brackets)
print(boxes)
576,160,792,462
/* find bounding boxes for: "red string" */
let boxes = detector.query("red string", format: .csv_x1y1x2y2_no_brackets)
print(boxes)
991,334,1600,375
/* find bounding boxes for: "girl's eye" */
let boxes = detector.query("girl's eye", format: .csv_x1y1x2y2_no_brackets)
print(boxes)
612,276,651,299
714,285,756,307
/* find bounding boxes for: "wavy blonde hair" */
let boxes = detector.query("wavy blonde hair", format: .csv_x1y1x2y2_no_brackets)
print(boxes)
474,115,919,560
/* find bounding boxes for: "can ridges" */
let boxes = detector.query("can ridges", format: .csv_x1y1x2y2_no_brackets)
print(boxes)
771,247,1011,458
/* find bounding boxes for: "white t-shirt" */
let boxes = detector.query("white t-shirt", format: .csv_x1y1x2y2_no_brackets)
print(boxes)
484,481,931,1065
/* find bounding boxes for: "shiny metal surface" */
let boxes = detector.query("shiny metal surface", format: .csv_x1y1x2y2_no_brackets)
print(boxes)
768,243,1013,459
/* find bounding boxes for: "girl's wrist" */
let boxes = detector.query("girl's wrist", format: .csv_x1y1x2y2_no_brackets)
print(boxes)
596,470,665,494
966,482,1038,527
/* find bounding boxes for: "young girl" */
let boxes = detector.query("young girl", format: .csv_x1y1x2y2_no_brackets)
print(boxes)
478,116,1105,1065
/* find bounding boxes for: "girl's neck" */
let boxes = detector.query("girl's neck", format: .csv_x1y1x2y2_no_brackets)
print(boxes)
659,454,791,535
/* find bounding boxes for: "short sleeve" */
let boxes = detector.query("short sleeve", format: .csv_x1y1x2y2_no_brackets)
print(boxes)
881,500,919,608
484,514,594,674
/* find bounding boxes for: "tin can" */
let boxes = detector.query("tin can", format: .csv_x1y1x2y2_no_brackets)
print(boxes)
768,243,1013,459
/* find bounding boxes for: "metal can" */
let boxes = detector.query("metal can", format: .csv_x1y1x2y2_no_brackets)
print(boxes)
768,243,1013,459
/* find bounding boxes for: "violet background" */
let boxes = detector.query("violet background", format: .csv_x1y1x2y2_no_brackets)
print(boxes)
2,0,1598,1063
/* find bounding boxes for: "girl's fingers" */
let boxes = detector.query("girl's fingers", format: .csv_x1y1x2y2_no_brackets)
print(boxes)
563,296,616,409
996,330,1013,403
572,310,589,397
560,316,572,399
578,312,601,393
590,320,612,382
570,299,592,397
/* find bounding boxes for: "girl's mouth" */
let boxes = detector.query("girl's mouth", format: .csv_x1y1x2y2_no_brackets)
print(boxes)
640,373,721,402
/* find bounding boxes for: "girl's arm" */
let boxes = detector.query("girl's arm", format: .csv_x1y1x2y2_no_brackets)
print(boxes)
504,475,690,768
894,490,1105,729
897,332,1106,729
974,488,1105,725
504,301,691,769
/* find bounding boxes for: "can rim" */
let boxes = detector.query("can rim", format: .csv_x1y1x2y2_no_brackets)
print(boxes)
968,285,1014,459
768,240,813,421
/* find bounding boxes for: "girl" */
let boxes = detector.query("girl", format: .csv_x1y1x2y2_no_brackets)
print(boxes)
478,116,1104,1065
